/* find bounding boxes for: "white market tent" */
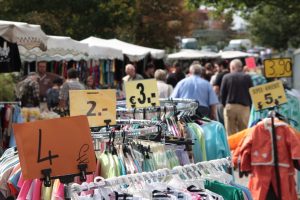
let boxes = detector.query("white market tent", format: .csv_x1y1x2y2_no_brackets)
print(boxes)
82,37,165,62
0,20,48,51
107,39,165,61
167,49,220,60
80,36,123,60
218,51,252,59
19,35,89,62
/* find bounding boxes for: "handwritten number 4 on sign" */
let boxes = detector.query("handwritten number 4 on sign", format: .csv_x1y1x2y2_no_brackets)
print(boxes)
37,129,59,165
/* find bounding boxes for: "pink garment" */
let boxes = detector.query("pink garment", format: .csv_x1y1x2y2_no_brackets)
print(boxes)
32,179,42,200
80,174,94,196
26,181,34,200
51,179,64,200
17,180,33,200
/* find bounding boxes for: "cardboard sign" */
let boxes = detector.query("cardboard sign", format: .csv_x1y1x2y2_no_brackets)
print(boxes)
125,79,160,109
245,57,256,69
13,116,96,180
249,80,287,110
69,90,116,127
264,58,292,78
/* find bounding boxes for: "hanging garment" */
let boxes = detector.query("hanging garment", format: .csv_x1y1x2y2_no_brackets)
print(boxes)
238,119,300,200
201,121,231,161
204,180,244,200
0,37,21,73
248,92,300,131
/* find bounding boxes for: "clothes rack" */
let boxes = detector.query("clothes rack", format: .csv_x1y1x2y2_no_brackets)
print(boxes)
116,119,163,126
70,157,232,194
116,102,198,115
0,101,21,105
91,125,167,139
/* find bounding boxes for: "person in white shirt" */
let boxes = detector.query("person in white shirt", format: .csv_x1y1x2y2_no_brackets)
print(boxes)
154,69,173,98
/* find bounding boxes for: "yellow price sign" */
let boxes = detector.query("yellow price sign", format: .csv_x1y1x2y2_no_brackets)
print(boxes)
264,58,292,78
69,90,116,127
249,80,287,110
125,79,160,109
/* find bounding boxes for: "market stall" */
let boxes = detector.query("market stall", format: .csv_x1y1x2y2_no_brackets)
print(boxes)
167,49,220,60
19,35,88,62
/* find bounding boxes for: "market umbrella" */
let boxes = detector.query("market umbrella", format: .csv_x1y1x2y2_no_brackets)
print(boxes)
0,20,48,51
19,35,89,62
218,51,252,59
167,49,220,60
81,36,124,60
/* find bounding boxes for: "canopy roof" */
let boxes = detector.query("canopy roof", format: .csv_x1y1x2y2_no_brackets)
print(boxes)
80,36,123,60
82,37,165,61
218,51,252,59
19,35,89,62
107,39,165,61
167,49,220,60
0,20,48,51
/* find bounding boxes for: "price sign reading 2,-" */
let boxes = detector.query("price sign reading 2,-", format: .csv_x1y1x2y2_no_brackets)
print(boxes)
69,90,117,127
125,79,160,109
264,58,292,78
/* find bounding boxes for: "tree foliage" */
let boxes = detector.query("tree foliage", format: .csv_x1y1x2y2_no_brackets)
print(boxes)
248,5,300,50
188,0,300,50
0,0,193,48
134,0,194,48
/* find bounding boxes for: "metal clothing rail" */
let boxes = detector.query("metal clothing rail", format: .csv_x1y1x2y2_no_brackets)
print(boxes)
91,125,166,139
0,101,21,105
116,101,198,115
116,119,162,126
117,98,198,106
71,157,232,194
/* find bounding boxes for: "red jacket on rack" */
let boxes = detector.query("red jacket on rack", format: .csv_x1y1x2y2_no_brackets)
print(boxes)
237,118,300,200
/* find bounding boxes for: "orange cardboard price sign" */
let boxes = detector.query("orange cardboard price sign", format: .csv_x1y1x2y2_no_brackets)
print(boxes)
13,116,96,180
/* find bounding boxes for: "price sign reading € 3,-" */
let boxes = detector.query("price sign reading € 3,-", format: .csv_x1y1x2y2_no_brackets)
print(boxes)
264,58,292,78
69,90,116,127
13,116,96,180
125,79,160,109
249,80,287,111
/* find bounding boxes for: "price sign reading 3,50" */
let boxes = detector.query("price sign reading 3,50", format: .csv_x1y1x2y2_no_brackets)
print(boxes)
125,79,160,109
249,80,287,111
264,58,292,78
69,90,116,127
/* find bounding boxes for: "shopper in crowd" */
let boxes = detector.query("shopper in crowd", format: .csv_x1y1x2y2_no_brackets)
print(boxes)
16,72,40,107
203,62,214,82
213,60,229,97
59,68,85,109
36,61,61,102
210,60,223,85
122,64,144,82
212,60,229,125
171,63,218,120
154,69,173,98
220,59,253,135
46,77,63,110
143,63,156,79
166,61,185,88
85,75,98,89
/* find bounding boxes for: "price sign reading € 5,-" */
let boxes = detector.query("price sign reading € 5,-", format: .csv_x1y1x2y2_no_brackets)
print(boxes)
125,79,160,109
13,116,96,180
249,80,287,111
264,58,292,78
69,90,116,127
